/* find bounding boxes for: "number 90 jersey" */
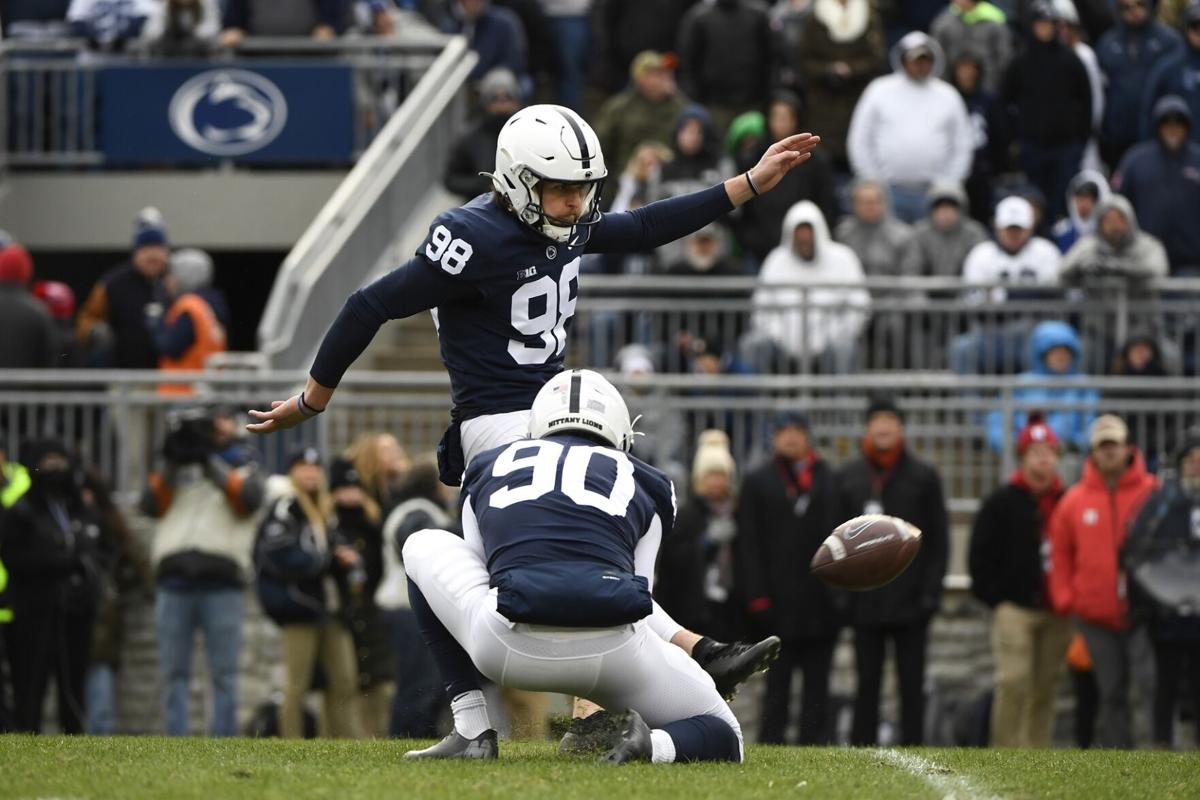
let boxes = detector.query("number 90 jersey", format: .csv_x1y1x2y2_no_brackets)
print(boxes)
463,434,678,578
419,194,585,419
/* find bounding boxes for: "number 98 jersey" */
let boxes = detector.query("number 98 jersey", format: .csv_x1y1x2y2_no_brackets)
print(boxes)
463,434,677,578
420,194,585,419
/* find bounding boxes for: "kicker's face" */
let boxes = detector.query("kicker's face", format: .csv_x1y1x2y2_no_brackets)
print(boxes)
541,181,587,224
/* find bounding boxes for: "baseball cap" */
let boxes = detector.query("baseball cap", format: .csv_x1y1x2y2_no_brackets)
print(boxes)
1183,1,1200,26
1089,414,1129,448
630,50,676,80
774,411,812,432
994,196,1035,230
1017,412,1061,455
285,446,322,471
328,457,362,491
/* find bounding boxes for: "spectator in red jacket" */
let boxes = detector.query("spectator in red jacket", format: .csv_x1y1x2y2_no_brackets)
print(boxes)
1049,413,1157,748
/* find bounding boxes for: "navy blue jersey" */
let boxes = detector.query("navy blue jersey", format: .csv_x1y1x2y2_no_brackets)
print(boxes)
463,434,677,577
309,184,733,418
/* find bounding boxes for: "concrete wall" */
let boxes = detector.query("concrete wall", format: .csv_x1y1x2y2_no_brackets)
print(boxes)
1,170,345,251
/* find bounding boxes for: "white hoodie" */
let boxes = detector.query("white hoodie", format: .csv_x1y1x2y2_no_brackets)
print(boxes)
752,200,871,360
846,32,974,185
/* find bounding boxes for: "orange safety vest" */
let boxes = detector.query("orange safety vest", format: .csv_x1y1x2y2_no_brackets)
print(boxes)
158,293,227,395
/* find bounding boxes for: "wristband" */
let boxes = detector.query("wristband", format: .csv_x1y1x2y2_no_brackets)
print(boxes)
745,169,761,197
296,392,324,418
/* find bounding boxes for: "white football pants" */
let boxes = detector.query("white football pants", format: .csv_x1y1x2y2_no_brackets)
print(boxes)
457,409,687,644
402,528,742,753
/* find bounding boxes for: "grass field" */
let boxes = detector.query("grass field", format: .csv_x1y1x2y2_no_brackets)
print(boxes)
2,736,1197,800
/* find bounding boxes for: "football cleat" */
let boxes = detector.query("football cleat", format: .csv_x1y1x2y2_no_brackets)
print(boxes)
596,709,652,765
697,636,782,700
558,710,622,755
403,729,498,760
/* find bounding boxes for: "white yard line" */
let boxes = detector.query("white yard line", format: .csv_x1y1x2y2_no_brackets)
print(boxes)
871,748,1002,800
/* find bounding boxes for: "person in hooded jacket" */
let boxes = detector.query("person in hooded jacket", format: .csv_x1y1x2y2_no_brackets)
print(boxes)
659,105,728,197
328,457,395,738
1123,429,1200,748
746,200,871,373
0,439,101,733
847,32,974,223
1062,194,1171,374
986,320,1099,452
1108,330,1174,472
931,0,1013,94
797,0,886,170
1062,196,1171,278
733,91,840,267
1140,2,1200,144
835,180,913,278
898,180,991,278
1053,170,1110,253
1113,95,1200,274
834,396,949,746
1001,1,1093,221
443,68,523,200
948,49,1005,223
1055,0,1107,173
255,448,364,739
737,413,841,745
1096,0,1181,167
1049,414,1158,748
970,415,1071,747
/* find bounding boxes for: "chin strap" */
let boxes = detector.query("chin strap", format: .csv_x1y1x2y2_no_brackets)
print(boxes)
625,414,647,452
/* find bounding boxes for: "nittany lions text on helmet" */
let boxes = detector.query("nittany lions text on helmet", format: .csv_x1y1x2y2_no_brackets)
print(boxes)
528,369,636,452
489,104,608,246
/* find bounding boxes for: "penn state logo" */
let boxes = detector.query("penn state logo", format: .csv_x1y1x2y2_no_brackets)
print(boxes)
169,69,288,157
545,245,557,261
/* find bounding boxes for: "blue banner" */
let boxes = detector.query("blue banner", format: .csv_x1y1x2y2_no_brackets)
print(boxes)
98,63,355,164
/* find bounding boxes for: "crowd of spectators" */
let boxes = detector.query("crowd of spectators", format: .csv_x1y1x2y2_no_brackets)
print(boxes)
4,398,1194,747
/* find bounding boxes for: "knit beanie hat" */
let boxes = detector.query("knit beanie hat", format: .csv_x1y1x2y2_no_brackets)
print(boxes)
691,429,736,493
0,243,33,286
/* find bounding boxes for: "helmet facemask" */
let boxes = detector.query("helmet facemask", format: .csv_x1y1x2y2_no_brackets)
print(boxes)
511,166,604,246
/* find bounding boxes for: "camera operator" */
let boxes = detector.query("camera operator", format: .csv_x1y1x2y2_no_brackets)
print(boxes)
0,438,103,733
143,407,265,737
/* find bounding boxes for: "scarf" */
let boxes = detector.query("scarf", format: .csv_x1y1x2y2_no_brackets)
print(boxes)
862,434,903,472
775,453,818,497
1009,468,1064,529
813,0,869,43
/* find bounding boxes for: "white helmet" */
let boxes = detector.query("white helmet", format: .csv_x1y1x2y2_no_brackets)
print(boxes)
489,104,608,246
529,369,635,451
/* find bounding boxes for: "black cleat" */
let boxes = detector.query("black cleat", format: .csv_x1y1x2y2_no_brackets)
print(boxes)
558,710,622,755
403,729,498,760
697,636,782,700
597,709,653,765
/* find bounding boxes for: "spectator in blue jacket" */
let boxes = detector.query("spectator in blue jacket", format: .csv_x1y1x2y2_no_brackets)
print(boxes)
436,0,530,93
988,320,1098,452
1096,0,1181,167
1140,2,1200,142
0,0,70,38
1113,95,1200,274
220,0,350,45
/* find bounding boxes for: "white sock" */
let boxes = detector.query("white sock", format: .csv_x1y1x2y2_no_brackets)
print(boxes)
650,729,676,764
450,690,491,739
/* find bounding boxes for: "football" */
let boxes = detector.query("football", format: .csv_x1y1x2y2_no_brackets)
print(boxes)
809,514,922,591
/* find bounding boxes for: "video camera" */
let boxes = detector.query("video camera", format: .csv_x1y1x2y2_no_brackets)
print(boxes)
163,408,215,465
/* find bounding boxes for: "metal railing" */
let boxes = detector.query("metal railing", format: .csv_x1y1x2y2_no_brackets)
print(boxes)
255,37,477,369
572,275,1200,377
1,371,1195,514
0,32,454,167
